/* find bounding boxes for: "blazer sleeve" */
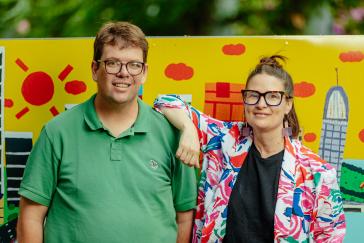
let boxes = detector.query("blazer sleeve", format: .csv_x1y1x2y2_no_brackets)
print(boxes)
312,165,346,242
154,94,226,152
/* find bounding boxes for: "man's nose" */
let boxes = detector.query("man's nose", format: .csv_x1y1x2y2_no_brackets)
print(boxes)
116,64,129,76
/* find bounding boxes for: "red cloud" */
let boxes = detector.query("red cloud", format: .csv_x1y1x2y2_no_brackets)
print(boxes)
294,81,315,97
304,133,316,142
5,98,14,108
65,80,87,95
165,63,194,81
339,51,364,62
222,44,246,55
359,129,364,143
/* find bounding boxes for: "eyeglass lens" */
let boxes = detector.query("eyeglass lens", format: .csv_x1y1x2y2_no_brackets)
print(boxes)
104,60,144,75
242,90,284,106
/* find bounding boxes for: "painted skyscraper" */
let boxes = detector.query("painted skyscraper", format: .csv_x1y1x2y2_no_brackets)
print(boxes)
318,85,349,183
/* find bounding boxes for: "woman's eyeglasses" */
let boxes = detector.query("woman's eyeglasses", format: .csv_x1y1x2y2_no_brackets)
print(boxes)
241,90,292,106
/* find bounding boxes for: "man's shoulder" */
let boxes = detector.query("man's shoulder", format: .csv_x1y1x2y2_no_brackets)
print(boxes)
45,101,86,131
140,100,177,131
150,109,178,134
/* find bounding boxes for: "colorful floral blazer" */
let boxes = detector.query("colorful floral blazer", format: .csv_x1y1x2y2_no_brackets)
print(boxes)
155,95,346,243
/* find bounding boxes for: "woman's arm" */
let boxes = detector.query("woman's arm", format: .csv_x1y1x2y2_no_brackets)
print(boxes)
313,168,346,242
154,95,225,167
161,107,201,167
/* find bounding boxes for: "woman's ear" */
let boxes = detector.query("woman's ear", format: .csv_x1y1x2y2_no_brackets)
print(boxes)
285,98,293,115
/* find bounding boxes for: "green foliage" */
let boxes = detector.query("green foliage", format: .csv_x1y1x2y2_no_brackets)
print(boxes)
0,0,363,37
341,164,364,203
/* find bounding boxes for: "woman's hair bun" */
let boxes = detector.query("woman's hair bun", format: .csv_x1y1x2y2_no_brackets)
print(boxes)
259,55,287,69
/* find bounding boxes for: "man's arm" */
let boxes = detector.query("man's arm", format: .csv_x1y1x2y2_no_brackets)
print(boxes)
17,196,48,243
176,210,194,243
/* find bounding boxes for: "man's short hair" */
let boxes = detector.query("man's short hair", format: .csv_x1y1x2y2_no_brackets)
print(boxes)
93,21,149,63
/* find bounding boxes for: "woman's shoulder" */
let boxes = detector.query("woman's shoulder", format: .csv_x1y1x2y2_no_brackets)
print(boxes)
292,139,336,174
205,119,245,136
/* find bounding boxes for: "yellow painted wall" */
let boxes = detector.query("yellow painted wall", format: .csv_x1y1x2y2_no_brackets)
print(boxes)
1,36,362,158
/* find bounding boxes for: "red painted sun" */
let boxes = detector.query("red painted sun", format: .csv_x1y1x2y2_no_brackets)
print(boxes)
12,58,87,119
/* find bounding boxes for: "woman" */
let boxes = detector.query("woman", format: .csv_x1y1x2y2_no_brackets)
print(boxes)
154,55,346,243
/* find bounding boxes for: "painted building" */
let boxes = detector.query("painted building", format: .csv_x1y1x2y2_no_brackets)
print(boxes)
204,82,244,121
318,86,349,183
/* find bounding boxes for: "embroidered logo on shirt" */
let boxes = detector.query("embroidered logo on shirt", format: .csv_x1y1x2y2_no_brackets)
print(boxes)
149,159,159,170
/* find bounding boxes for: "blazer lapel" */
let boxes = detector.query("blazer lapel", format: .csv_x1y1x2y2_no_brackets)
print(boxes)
203,135,252,241
274,137,298,240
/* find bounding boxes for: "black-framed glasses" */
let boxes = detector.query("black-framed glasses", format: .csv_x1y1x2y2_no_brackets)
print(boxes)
241,89,291,106
97,59,145,76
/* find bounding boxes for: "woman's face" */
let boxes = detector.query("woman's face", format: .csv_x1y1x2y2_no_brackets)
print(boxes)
244,73,292,135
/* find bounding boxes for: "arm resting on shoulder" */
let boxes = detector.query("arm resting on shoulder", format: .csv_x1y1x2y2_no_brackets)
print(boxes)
176,210,194,243
17,196,48,243
154,94,224,150
161,107,200,167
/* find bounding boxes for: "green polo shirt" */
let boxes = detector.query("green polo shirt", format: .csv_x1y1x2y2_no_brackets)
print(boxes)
19,95,197,243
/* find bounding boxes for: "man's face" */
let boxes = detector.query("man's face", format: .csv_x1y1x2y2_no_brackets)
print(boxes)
92,44,147,107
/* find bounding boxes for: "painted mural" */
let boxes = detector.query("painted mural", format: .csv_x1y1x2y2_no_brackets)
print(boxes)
0,47,4,226
0,36,363,241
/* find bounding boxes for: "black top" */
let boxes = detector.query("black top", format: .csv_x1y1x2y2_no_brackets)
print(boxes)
223,144,284,243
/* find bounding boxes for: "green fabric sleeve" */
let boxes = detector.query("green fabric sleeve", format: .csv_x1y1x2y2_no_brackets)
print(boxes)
18,126,59,207
172,154,197,212
18,186,51,206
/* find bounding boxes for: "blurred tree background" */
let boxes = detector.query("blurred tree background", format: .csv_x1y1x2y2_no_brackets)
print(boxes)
0,0,364,37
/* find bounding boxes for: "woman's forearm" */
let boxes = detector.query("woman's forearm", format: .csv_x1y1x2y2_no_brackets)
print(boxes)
161,107,194,131
161,108,200,167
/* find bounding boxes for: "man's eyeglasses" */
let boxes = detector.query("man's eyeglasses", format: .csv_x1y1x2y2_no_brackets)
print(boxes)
97,59,145,76
241,90,291,106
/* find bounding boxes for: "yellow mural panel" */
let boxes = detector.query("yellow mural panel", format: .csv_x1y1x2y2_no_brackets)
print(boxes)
2,39,96,137
143,37,363,160
0,37,363,236
1,37,363,157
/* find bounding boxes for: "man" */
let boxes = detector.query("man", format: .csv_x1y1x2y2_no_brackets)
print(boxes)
17,21,197,243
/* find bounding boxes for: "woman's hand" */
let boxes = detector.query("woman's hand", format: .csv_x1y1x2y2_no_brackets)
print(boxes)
176,123,200,168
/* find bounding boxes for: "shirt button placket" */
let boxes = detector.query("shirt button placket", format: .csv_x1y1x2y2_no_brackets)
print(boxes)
110,138,123,161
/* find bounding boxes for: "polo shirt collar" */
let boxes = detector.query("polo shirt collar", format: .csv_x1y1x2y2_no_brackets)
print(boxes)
84,95,150,133
84,94,103,131
133,98,150,133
